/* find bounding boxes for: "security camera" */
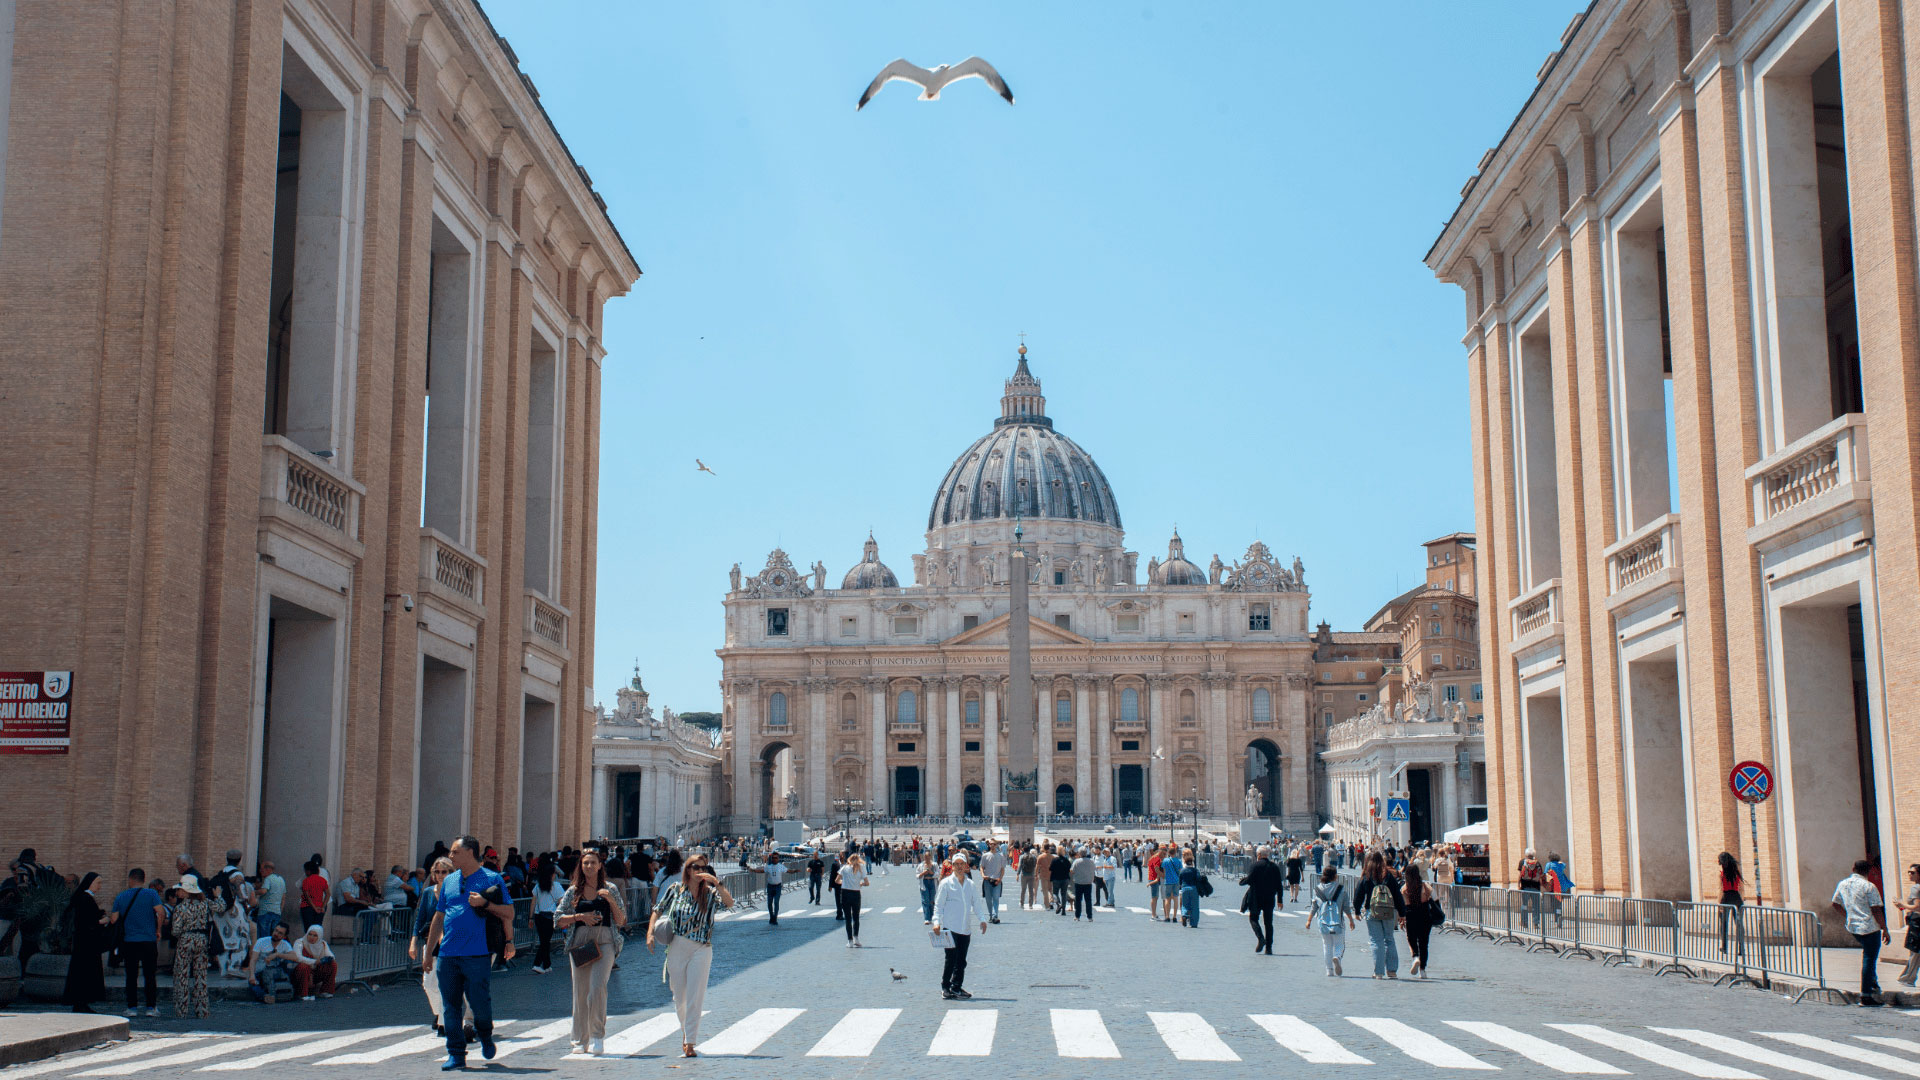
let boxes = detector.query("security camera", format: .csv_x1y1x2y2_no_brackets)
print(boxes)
402,593,414,613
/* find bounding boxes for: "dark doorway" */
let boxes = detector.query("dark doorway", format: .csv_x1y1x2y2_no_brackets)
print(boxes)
759,742,794,822
616,772,642,838
893,766,920,817
1245,739,1281,816
1116,765,1144,815
1055,784,1075,815
963,784,983,816
1408,768,1433,846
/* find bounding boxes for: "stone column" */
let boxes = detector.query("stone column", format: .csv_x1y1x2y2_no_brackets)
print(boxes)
866,677,888,812
924,677,944,817
649,764,669,839
1073,675,1093,811
1035,677,1054,813
591,765,610,839
1440,758,1461,836
731,680,756,830
982,679,1000,815
806,678,830,822
1148,675,1171,813
1206,673,1232,811
1095,679,1113,814
1287,674,1312,827
945,677,964,815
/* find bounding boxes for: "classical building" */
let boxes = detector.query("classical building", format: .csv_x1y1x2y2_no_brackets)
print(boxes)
1320,535,1487,845
717,350,1320,832
0,1,638,876
590,669,724,845
1425,0,1920,916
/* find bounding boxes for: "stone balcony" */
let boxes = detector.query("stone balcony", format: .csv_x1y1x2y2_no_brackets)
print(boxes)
1325,710,1482,753
1507,577,1562,652
258,434,364,566
1604,513,1682,612
1746,413,1871,552
525,590,570,661
418,528,486,621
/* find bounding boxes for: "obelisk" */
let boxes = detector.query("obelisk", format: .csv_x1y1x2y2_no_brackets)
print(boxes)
1005,519,1037,843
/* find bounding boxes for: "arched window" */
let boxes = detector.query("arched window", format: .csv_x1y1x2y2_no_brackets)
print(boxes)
1055,692,1072,727
1178,688,1196,726
1055,783,1076,815
840,692,858,729
769,691,788,726
1121,687,1140,723
1253,687,1271,725
896,689,917,725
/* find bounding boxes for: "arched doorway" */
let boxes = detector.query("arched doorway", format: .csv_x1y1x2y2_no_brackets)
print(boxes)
759,741,794,821
1245,739,1281,817
963,784,983,817
893,765,920,817
1055,783,1076,815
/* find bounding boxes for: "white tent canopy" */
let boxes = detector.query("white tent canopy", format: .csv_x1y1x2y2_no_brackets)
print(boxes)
1317,823,1337,835
1443,821,1489,844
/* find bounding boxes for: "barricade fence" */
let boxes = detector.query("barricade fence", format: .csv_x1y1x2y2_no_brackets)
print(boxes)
344,906,416,986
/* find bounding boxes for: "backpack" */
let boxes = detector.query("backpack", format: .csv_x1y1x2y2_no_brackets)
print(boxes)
1316,885,1344,933
1196,874,1213,898
1367,880,1397,921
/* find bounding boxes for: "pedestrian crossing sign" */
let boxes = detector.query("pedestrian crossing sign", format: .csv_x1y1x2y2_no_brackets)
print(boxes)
1386,797,1410,821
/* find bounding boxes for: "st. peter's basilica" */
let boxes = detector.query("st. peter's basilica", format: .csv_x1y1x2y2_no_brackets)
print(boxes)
718,349,1319,832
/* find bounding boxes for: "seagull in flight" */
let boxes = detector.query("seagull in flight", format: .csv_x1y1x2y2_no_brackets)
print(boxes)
696,459,718,476
857,57,1015,111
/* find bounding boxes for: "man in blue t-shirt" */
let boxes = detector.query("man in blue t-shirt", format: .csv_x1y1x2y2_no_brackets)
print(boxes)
108,868,165,1016
424,837,514,1070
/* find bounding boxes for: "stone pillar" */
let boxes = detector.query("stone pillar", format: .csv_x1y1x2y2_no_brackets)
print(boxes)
1035,677,1054,814
1287,674,1312,827
1148,675,1171,813
945,677,963,815
1094,679,1112,814
650,764,669,840
1006,544,1036,843
1207,674,1232,811
982,679,1000,815
1073,675,1093,811
1440,758,1461,836
591,765,610,839
731,680,755,830
924,677,944,817
806,678,829,822
866,678,887,812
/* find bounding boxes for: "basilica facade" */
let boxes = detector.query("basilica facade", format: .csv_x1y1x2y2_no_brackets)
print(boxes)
718,350,1319,833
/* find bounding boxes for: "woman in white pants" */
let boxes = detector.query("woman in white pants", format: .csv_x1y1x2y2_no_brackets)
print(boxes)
407,859,454,1033
557,851,625,1055
649,854,732,1059
1307,866,1354,976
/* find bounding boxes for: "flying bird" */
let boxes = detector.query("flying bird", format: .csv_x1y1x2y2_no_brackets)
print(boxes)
857,57,1014,111
889,967,907,981
696,459,718,476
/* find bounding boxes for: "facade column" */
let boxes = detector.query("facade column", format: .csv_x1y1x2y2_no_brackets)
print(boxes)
1035,677,1053,814
1440,755,1462,836
806,677,829,822
1148,675,1171,813
1286,673,1311,827
590,765,610,840
730,680,756,830
1206,674,1232,811
649,764,669,840
866,678,887,813
982,679,1000,815
924,677,944,817
945,677,963,815
1073,675,1093,811
1094,679,1112,814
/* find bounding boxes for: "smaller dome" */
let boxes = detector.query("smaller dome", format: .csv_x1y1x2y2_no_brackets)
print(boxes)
841,534,899,590
1150,531,1206,586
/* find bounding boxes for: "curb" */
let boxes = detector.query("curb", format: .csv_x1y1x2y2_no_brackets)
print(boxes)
0,1014,130,1068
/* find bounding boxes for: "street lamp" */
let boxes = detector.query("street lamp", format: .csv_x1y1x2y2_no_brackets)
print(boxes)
860,806,886,845
1176,786,1210,851
833,787,864,843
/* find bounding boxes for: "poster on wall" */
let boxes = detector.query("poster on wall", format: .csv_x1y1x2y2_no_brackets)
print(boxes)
0,671,73,754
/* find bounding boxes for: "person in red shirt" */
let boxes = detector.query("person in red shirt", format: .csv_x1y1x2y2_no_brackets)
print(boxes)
1147,848,1166,920
298,861,329,930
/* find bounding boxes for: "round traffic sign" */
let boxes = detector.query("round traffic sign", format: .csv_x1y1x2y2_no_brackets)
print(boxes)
1729,760,1773,803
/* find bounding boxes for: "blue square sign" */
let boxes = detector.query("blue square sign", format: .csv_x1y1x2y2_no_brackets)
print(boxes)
1386,798,1410,822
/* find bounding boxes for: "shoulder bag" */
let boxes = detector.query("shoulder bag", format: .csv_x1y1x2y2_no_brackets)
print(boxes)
648,886,679,947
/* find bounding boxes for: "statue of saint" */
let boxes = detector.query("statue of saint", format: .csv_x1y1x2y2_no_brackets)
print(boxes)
1292,556,1306,586
812,560,827,592
1244,783,1263,818
729,562,742,591
1209,554,1225,586
1093,557,1108,586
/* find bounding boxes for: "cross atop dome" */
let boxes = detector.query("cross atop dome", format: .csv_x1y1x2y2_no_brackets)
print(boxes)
998,342,1050,429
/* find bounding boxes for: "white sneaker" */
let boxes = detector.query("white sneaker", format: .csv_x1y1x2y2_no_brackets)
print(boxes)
302,995,316,1002
1333,958,1343,976
1411,960,1422,976
588,1038,605,1056
143,1007,159,1018
124,1007,141,1017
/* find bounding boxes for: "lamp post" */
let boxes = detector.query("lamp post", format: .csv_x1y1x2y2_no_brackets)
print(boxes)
860,807,886,846
1176,786,1210,852
833,787,863,844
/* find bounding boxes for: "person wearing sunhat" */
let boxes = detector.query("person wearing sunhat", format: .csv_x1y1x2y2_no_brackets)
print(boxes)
170,876,214,1018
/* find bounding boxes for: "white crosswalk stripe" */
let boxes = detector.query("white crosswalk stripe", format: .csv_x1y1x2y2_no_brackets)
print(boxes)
1653,1028,1878,1080
317,1031,458,1065
81,1033,309,1076
1861,1035,1920,1055
1148,1012,1239,1061
927,1009,997,1056
1347,1017,1498,1070
801,908,838,918
1758,1032,1920,1077
1127,906,1151,913
1251,1014,1371,1064
2,1039,204,1079
200,1026,411,1070
884,906,906,913
491,1019,574,1059
806,1008,900,1056
698,1007,806,1056
603,1012,691,1056
1549,1024,1760,1079
1446,1021,1625,1074
1202,908,1229,917
1051,1008,1121,1058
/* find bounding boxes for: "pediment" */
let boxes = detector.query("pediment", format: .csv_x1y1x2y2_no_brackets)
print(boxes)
944,612,1093,648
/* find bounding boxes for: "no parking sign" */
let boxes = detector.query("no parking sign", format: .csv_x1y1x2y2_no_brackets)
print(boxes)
1729,760,1773,803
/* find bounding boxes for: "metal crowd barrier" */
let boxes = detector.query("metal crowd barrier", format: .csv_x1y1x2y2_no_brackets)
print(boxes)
344,906,416,987
510,896,535,951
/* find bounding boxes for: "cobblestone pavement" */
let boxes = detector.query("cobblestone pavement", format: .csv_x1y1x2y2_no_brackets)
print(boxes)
9,869,1920,1078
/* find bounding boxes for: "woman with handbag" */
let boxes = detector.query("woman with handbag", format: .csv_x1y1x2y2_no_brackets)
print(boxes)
1895,863,1920,987
1402,863,1440,978
557,850,625,1056
649,854,733,1059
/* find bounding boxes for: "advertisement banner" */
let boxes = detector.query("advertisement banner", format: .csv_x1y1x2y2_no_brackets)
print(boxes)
0,671,73,755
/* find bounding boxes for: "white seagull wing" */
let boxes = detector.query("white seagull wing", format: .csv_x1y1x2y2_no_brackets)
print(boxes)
857,59,935,110
934,57,1014,104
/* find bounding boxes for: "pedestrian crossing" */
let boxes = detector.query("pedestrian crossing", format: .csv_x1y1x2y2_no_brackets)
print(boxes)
15,1012,1920,1075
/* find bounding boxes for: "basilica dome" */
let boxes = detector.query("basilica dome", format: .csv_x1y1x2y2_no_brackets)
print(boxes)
927,349,1122,531
841,534,899,590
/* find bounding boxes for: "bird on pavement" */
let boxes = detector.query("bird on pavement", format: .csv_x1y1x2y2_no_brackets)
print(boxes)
857,57,1014,111
889,968,907,981
696,459,718,476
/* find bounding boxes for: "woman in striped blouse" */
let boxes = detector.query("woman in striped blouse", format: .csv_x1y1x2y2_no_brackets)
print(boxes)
649,853,733,1058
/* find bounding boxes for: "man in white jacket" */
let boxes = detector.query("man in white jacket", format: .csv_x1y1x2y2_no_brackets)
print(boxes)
931,859,988,1000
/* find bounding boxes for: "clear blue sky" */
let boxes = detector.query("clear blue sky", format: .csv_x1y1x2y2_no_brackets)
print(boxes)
483,2,1586,714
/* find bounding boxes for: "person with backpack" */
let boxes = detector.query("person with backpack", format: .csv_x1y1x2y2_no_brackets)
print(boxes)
1543,852,1573,929
1308,866,1354,976
1516,849,1547,929
1178,853,1205,927
1353,850,1405,979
